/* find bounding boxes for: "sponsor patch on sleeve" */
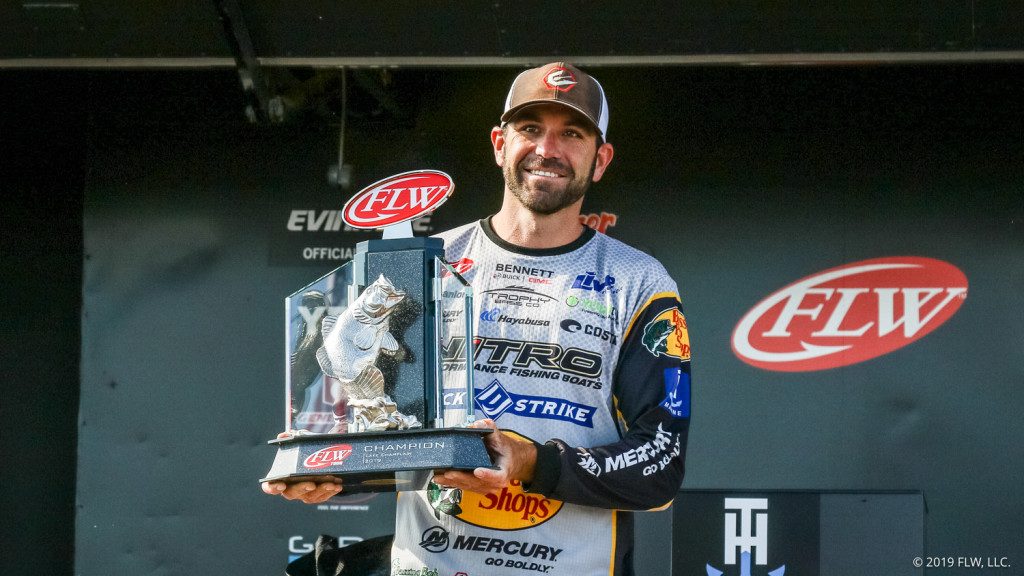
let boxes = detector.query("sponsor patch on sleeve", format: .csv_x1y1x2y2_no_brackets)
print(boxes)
642,308,691,361
660,367,691,418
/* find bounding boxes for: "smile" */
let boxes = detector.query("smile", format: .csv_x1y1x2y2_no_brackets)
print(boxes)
527,169,562,178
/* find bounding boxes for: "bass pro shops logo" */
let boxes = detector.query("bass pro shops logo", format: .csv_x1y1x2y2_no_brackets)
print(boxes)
342,170,454,229
642,308,691,361
732,257,967,372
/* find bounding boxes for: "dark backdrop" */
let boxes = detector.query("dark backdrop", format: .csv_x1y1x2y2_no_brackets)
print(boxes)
2,64,1022,575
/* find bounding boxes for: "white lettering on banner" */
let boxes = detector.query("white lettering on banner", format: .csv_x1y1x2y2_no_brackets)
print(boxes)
723,498,768,566
287,210,433,233
289,535,363,554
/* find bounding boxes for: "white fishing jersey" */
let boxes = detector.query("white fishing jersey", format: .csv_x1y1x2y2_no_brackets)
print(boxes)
391,218,692,576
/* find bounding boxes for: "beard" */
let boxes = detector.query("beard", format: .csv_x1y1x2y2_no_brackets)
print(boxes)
503,152,597,216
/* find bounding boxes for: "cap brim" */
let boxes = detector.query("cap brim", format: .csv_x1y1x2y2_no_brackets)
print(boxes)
500,100,603,136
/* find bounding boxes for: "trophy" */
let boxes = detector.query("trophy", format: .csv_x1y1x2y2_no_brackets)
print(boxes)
262,170,493,493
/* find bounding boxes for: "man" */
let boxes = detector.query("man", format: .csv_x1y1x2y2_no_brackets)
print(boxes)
264,62,692,576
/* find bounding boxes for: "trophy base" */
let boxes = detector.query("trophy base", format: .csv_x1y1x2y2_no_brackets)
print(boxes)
261,427,494,494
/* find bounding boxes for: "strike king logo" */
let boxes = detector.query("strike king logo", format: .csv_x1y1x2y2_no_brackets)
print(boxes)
642,308,691,361
303,444,353,469
475,379,597,427
342,170,454,229
732,257,968,372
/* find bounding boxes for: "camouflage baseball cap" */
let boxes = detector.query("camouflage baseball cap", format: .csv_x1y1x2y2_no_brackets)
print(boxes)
501,62,609,138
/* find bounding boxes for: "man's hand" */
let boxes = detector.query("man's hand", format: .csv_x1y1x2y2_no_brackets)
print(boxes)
261,479,342,504
431,419,537,495
260,431,342,504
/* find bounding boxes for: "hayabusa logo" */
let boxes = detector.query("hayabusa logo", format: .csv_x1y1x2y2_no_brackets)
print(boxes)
706,499,786,576
419,526,450,553
480,307,502,322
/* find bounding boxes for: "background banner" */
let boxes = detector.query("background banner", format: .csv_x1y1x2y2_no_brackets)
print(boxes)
12,65,1020,574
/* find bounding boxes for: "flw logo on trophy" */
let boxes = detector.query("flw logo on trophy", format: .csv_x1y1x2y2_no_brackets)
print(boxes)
342,170,454,229
262,170,494,493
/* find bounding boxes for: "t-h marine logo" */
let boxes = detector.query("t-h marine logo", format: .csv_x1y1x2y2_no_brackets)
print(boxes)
732,256,967,371
706,498,785,576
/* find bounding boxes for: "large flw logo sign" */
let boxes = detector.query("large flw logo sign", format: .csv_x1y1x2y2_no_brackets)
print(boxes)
342,170,454,229
732,257,967,371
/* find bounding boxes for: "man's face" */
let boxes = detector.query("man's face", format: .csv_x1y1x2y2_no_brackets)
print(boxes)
493,104,613,216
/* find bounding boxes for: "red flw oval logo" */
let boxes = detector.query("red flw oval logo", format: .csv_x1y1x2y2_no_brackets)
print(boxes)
732,257,968,372
303,444,353,469
342,170,454,229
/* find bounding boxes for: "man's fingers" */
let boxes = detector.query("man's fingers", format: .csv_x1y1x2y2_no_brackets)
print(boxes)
261,481,287,495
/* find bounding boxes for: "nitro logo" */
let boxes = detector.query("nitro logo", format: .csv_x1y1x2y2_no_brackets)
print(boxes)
475,379,596,427
570,271,619,293
706,499,786,576
442,336,603,379
303,444,353,469
342,170,453,229
732,257,968,372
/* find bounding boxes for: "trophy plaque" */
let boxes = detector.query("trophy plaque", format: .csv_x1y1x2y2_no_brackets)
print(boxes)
261,170,492,493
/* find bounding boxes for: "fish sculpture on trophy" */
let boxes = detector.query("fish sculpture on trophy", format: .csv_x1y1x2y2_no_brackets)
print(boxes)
316,274,421,433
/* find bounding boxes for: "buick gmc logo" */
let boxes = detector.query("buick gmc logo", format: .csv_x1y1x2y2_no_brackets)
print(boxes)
342,170,453,228
732,257,967,372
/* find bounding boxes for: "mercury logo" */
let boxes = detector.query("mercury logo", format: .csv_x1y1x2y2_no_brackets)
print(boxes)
732,256,967,372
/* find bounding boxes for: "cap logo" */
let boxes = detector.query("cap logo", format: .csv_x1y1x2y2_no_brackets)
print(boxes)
543,67,577,92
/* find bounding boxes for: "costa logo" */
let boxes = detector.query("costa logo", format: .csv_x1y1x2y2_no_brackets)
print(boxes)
303,444,353,469
732,257,968,372
455,432,562,530
342,170,453,229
